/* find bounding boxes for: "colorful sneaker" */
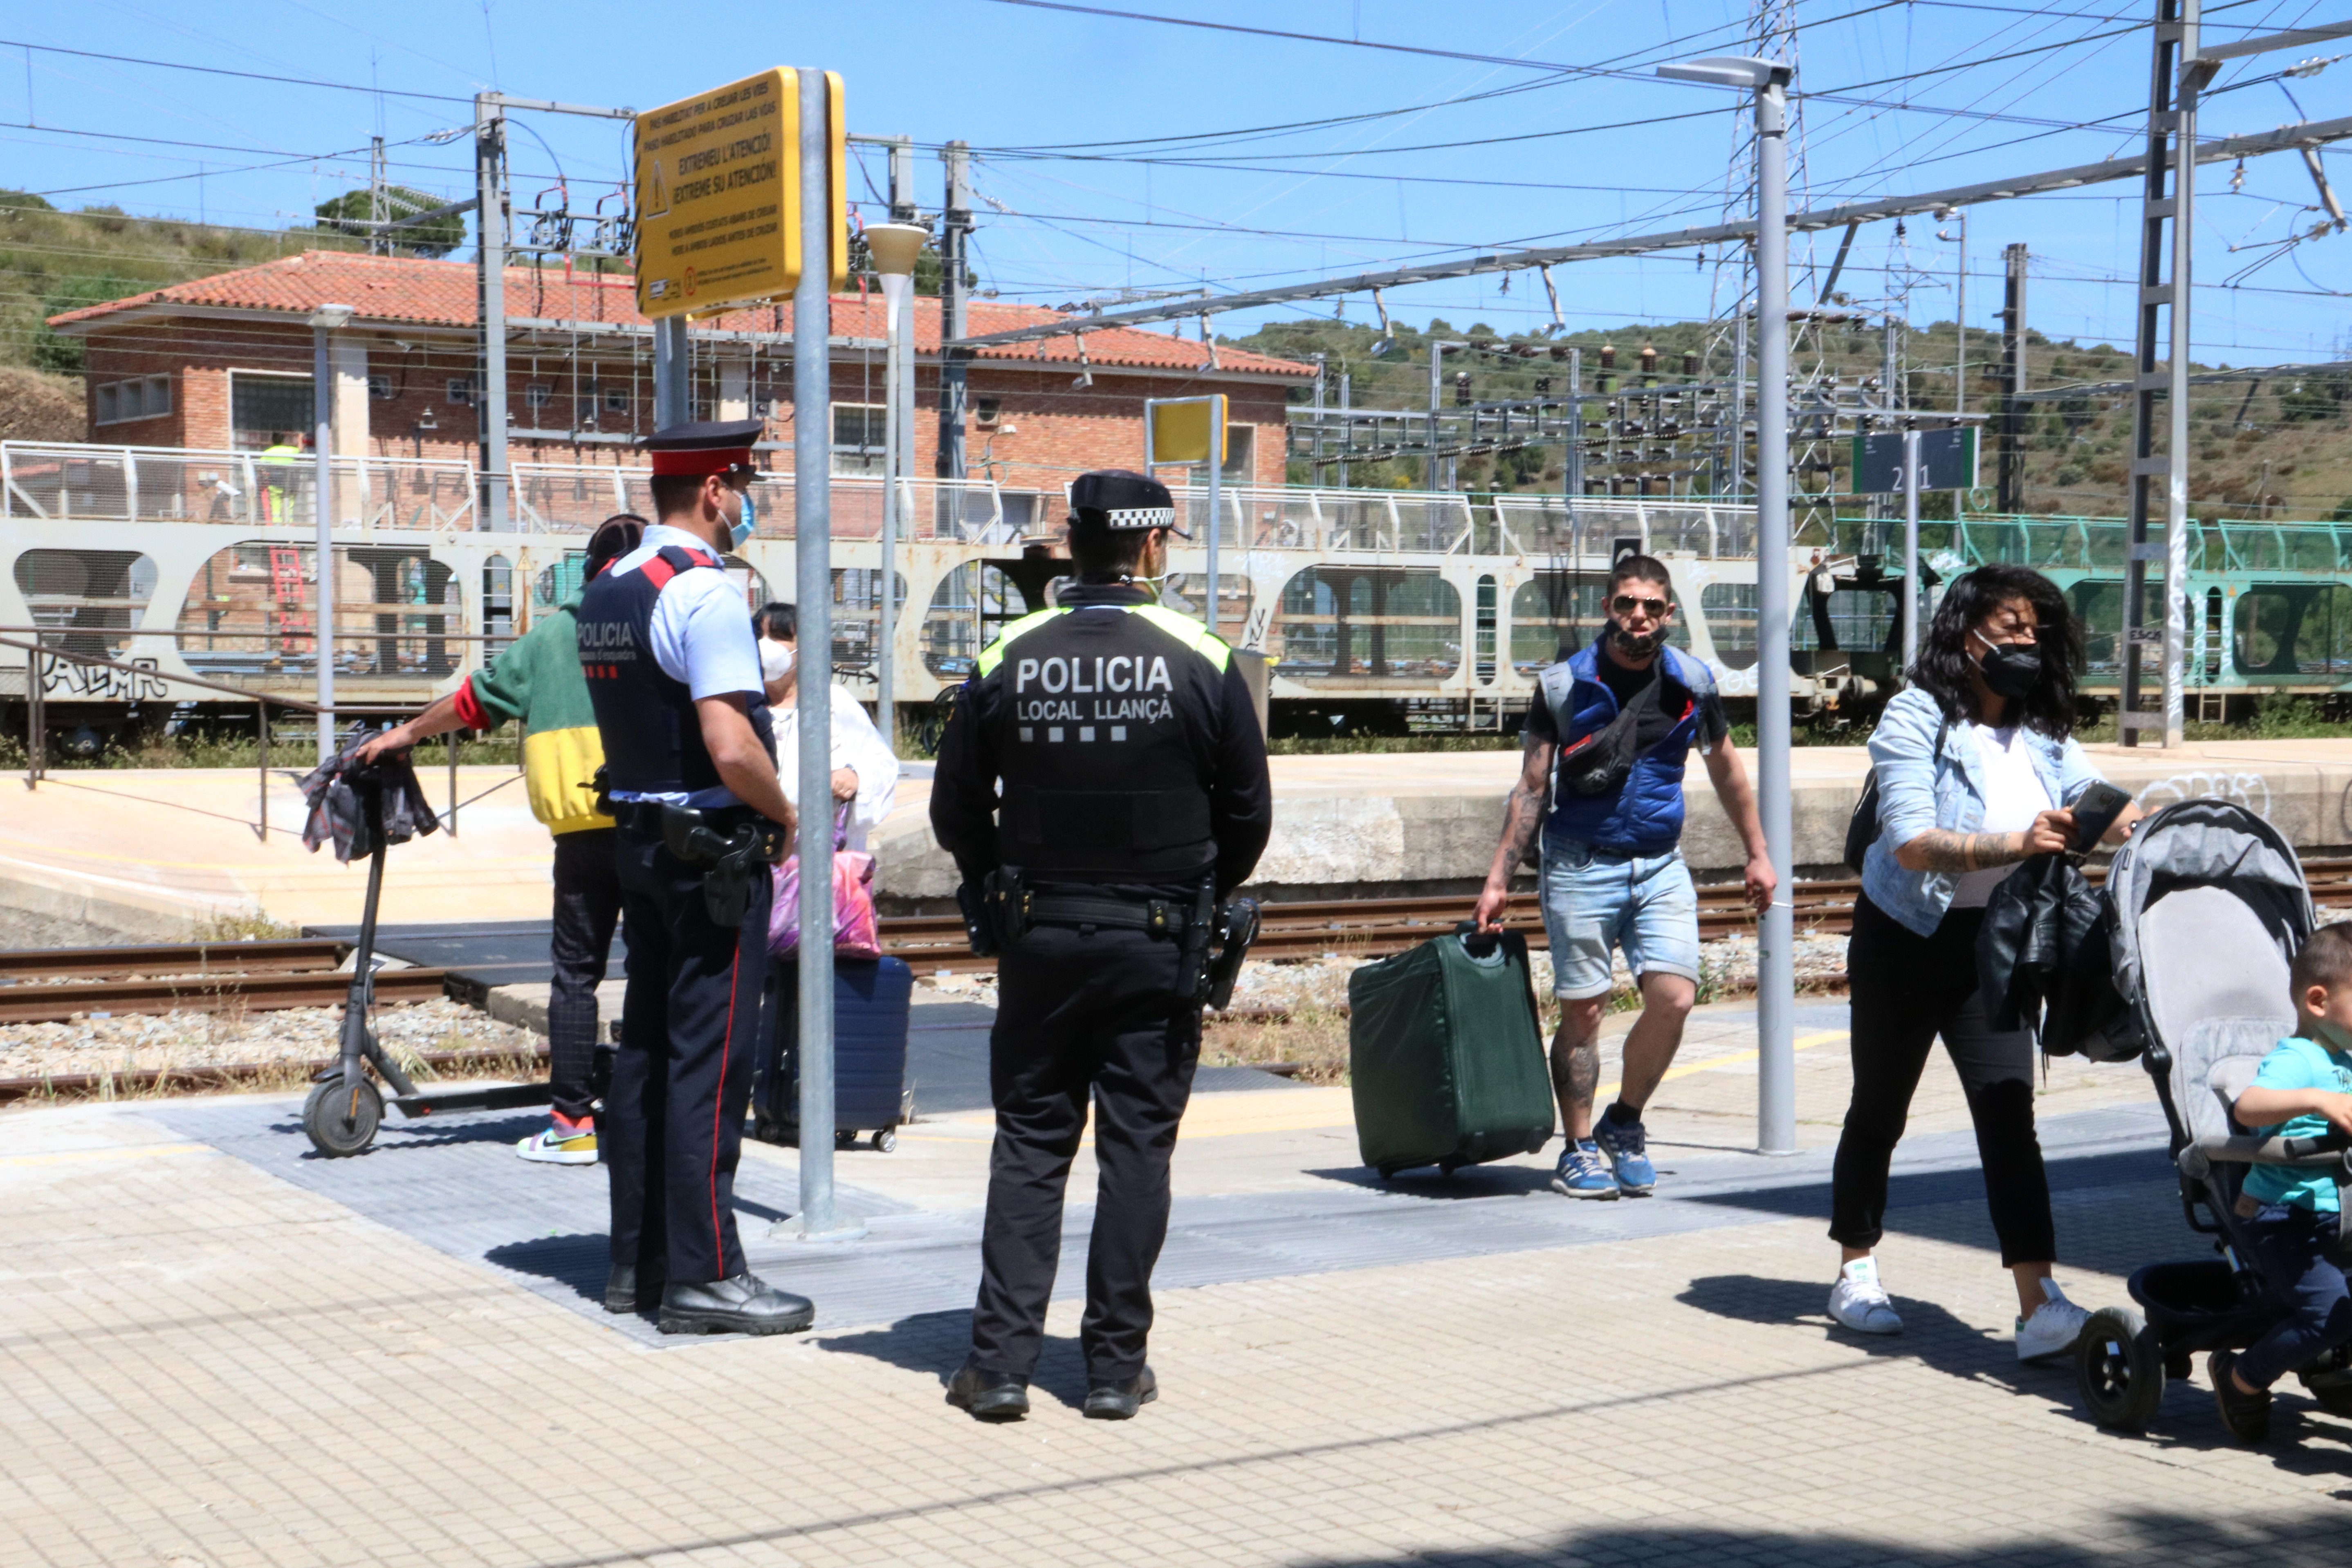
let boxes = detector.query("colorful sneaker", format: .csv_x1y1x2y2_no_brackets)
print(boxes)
1551,1140,1620,1200
2014,1278,2090,1363
517,1115,597,1165
1591,1110,1657,1195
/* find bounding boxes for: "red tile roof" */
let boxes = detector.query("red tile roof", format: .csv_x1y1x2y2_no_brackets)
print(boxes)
47,250,1313,379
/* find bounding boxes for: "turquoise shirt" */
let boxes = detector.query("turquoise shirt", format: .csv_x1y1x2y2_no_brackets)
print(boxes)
2240,1034,2352,1213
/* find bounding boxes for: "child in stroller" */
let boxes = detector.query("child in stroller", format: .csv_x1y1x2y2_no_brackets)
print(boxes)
2074,799,2352,1438
2207,924,2352,1442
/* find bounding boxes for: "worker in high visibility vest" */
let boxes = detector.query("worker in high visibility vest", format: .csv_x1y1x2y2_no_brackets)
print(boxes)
258,432,304,524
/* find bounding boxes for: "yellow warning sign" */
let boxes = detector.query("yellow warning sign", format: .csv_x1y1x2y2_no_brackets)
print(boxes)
633,68,846,320
1145,395,1228,466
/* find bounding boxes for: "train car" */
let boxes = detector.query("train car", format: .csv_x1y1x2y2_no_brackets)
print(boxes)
3,440,2345,753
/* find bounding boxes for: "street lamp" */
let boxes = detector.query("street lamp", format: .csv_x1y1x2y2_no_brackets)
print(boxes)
307,302,355,763
1656,53,1797,1156
863,221,929,753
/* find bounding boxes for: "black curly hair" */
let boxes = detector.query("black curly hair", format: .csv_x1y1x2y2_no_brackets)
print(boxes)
1911,563,2083,738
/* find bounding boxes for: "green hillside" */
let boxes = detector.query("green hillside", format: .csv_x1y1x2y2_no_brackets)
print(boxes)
1230,314,2352,523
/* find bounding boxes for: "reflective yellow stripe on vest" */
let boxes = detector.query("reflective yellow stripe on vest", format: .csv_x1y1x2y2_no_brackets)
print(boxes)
974,601,1234,677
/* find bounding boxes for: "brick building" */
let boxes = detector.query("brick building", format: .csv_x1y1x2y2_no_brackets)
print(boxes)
44,250,1313,494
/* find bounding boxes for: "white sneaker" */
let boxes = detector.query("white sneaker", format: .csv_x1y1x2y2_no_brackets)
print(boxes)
1828,1260,1903,1335
2015,1278,2090,1363
516,1117,598,1166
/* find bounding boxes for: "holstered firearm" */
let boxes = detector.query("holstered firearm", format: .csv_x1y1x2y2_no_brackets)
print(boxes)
1174,882,1218,1006
956,875,1001,958
1203,897,1261,1011
659,803,785,927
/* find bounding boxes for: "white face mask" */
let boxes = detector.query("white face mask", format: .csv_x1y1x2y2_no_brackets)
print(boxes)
760,640,795,683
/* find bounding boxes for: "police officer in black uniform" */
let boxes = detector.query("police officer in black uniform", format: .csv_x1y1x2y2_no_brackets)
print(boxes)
576,418,814,1336
931,469,1273,1420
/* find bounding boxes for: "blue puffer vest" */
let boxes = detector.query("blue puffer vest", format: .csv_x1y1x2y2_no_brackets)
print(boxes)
1538,641,1715,857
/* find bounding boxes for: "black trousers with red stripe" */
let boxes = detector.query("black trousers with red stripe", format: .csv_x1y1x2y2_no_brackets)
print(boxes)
608,824,772,1286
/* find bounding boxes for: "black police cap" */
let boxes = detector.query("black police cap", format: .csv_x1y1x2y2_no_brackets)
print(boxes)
1068,469,1187,536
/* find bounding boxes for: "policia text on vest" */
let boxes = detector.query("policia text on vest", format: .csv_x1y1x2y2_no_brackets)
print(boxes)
929,468,1273,1422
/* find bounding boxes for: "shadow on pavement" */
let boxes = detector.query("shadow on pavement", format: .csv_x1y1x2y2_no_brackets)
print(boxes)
484,1232,612,1309
1678,1273,2052,1396
1302,1163,1559,1199
819,1309,1097,1410
1283,1512,2352,1567
292,1110,550,1157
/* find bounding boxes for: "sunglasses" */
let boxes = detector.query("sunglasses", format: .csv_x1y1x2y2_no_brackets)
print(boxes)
1611,594,1671,617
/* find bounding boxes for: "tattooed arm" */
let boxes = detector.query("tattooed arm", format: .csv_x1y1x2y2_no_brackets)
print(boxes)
1894,811,2073,873
1474,731,1557,931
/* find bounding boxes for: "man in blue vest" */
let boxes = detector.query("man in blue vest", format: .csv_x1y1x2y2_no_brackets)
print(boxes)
1474,553,1774,1198
576,417,813,1336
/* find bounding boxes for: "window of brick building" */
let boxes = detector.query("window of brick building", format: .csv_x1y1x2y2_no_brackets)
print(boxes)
229,372,311,449
95,375,173,426
831,402,885,476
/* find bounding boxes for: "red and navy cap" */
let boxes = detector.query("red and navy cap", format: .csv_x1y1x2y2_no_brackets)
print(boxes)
640,417,765,478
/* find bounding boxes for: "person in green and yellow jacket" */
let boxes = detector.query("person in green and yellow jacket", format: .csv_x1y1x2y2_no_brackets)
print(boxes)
357,514,645,1165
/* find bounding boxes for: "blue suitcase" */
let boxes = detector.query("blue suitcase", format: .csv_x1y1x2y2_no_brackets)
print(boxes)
754,956,913,1151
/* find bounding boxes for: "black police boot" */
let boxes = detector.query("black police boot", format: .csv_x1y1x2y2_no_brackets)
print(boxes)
945,1363,1031,1422
1083,1366,1158,1420
657,1273,815,1336
604,1261,664,1315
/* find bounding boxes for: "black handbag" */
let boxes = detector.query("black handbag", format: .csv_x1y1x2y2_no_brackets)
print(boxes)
1843,718,1946,873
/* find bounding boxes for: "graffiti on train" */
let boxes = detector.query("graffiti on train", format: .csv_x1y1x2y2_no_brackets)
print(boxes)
2134,771,2272,819
40,653,168,702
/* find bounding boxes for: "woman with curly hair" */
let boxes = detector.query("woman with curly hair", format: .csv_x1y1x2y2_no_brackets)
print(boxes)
1827,563,2140,1360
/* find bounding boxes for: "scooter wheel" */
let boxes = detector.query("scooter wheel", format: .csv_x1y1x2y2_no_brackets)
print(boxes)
872,1128,897,1153
303,1072,383,1158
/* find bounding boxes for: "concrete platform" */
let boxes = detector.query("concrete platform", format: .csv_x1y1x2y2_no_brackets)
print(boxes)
10,739,2352,935
24,993,2352,1568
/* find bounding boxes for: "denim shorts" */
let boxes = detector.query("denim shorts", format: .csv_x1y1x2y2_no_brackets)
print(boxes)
1538,838,1702,1000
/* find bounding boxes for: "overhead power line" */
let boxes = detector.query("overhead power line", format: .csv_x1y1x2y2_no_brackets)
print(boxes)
950,113,2352,348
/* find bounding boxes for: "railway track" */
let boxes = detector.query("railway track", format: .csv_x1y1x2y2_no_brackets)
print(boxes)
9,857,2352,1022
0,938,452,1025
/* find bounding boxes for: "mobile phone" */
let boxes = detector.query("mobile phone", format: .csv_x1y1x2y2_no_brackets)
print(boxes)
2068,781,2132,855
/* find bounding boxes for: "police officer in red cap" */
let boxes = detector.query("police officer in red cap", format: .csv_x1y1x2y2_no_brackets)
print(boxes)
931,468,1272,1420
576,418,814,1335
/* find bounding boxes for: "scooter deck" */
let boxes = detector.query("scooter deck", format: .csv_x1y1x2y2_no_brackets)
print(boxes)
390,1082,555,1118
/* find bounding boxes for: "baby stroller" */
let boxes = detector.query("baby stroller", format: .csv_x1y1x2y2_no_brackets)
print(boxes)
2072,798,2352,1432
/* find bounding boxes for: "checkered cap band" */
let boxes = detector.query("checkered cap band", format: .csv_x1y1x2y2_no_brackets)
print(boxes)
1104,505,1178,531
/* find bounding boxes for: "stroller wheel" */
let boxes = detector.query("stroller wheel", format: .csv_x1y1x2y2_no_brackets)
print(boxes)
302,1072,383,1158
2296,1374,2352,1419
2075,1306,2164,1433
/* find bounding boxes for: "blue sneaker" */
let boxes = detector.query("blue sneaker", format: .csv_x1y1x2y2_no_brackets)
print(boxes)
1551,1140,1620,1200
1592,1111,1657,1195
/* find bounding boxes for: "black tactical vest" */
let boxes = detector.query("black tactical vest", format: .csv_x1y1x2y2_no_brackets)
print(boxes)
577,543,774,796
984,592,1228,882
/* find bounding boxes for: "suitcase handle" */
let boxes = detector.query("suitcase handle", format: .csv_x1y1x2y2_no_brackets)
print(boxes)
1453,919,1502,960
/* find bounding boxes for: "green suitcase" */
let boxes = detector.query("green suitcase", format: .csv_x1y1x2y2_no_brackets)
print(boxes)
1347,924,1556,1177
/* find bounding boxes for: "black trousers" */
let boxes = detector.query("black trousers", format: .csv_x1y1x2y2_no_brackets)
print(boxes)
548,828,622,1123
970,922,1201,1382
1830,893,2058,1267
608,824,772,1286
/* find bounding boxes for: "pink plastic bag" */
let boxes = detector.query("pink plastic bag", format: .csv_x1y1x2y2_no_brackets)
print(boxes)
770,807,881,959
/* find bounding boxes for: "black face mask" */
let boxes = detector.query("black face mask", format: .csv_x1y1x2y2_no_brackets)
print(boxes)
1974,633,2042,700
1607,619,1670,660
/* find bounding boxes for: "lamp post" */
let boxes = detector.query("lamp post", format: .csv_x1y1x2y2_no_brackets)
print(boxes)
1657,53,1795,1155
308,303,355,764
863,222,928,754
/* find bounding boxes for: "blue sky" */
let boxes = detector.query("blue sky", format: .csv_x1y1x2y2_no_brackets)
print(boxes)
8,0,2350,364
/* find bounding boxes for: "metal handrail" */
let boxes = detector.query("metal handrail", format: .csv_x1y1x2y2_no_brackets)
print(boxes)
3,633,472,840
